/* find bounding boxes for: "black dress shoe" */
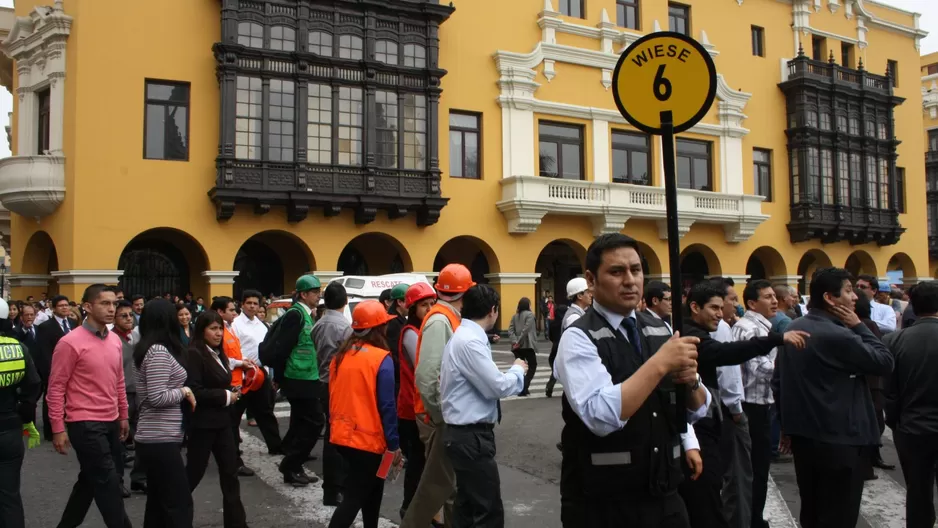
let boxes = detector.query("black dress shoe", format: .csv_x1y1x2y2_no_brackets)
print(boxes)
237,465,256,477
323,491,343,507
283,470,317,487
121,485,131,498
130,482,147,494
873,459,896,470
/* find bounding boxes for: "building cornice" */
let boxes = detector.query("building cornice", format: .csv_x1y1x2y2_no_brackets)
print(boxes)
201,271,240,285
50,269,124,285
484,272,542,285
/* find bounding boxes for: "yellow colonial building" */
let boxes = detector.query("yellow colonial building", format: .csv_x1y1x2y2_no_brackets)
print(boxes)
0,0,930,326
923,51,938,275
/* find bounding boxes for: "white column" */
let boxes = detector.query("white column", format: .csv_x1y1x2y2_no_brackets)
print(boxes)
50,269,124,284
720,135,745,195
15,89,33,156
483,273,541,285
201,271,240,284
7,274,53,288
592,119,610,183
502,107,535,178
49,72,66,155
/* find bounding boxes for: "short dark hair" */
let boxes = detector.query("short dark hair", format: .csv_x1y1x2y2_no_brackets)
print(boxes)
323,282,348,310
241,289,262,304
857,274,878,291
686,281,725,315
644,281,671,305
131,294,145,303
51,294,69,307
80,285,110,304
742,279,774,309
910,281,938,316
461,284,501,320
211,296,234,312
379,289,392,303
116,300,133,311
585,234,641,276
808,267,853,311
706,277,734,297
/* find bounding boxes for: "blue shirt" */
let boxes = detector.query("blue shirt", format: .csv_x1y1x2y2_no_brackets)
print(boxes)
770,311,792,333
440,319,524,425
375,355,399,450
554,302,711,438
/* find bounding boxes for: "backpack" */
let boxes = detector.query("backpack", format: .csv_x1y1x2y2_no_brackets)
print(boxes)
259,312,292,380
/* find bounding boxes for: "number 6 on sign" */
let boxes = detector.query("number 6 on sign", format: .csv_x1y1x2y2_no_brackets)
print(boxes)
612,32,716,134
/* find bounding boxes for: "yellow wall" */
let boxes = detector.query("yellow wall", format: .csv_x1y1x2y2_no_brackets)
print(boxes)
7,0,933,326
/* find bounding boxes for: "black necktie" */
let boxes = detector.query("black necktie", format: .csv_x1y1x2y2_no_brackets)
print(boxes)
622,317,644,360
62,320,70,335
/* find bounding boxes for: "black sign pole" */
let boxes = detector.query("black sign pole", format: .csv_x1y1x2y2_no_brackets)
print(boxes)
660,110,686,434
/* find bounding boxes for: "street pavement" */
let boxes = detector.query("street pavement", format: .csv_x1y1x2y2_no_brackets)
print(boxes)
20,340,934,527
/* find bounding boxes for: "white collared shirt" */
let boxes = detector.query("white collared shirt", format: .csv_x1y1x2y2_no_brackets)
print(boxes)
232,312,268,364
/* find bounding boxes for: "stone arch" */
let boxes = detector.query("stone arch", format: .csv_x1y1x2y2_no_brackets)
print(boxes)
845,250,878,278
337,233,413,276
680,244,722,292
636,241,662,276
886,252,916,282
796,249,833,295
234,230,315,299
20,230,59,296
433,236,501,285
535,239,586,305
118,228,210,299
745,246,787,281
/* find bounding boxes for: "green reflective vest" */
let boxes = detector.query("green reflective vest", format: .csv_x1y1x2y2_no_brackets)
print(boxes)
284,304,319,381
0,336,26,388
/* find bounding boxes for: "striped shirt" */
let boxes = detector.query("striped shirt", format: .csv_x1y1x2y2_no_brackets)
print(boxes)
134,344,187,444
732,311,777,405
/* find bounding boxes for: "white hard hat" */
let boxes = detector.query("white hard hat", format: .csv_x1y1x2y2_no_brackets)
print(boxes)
0,298,8,320
566,277,589,299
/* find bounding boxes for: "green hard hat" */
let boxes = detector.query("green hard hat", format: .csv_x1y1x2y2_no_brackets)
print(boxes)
390,283,409,300
296,274,322,292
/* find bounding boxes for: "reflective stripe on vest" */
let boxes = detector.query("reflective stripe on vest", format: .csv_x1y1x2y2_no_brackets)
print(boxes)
223,326,244,387
397,325,419,420
0,338,26,388
329,343,390,454
413,304,460,421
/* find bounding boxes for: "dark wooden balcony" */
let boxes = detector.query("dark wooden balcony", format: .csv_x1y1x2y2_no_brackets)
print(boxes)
785,55,893,96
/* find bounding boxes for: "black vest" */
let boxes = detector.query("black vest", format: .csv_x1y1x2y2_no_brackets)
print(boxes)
560,308,684,509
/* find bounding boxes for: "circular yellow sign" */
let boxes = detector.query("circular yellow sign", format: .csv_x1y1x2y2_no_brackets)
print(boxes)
612,32,717,135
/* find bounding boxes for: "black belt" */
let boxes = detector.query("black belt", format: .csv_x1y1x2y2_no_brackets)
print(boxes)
447,422,495,431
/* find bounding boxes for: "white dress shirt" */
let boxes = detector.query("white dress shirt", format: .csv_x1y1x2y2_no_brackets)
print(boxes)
555,302,711,439
712,320,744,415
35,310,50,325
440,319,524,425
870,300,897,333
232,312,268,364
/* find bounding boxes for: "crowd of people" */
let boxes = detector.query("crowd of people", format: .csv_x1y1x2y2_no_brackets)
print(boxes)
0,237,935,528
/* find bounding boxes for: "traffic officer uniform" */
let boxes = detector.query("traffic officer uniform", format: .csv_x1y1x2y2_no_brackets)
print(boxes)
0,299,41,528
557,302,710,528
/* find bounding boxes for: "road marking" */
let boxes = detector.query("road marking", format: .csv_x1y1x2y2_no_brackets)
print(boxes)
860,468,910,528
239,427,399,527
763,475,798,528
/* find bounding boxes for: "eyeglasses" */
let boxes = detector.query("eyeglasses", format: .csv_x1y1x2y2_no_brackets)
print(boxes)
661,296,673,302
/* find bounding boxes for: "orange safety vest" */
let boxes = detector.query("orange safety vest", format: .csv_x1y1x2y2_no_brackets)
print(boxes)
413,303,461,421
223,325,244,388
329,343,391,454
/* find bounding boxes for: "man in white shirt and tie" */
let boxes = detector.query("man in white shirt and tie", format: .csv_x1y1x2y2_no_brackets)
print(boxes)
35,295,76,441
855,275,897,334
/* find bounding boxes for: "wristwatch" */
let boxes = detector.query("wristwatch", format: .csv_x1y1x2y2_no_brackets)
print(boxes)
690,374,702,391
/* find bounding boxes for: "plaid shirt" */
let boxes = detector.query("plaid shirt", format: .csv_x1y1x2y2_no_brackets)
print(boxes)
732,310,777,405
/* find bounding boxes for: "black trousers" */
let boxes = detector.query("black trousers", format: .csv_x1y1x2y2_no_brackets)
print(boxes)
187,426,247,528
894,431,938,528
678,419,727,528
123,392,146,487
136,442,193,528
231,377,282,460
279,393,325,474
563,490,690,528
319,383,347,496
742,402,771,528
443,424,504,528
399,418,425,515
328,446,385,528
0,427,25,528
513,348,537,394
56,421,132,528
40,379,52,440
790,435,867,528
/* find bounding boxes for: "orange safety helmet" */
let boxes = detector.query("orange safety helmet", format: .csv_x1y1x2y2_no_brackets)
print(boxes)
351,300,396,331
435,264,476,294
405,282,438,308
241,365,266,394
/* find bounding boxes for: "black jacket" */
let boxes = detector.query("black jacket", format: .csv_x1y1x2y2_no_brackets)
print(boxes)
681,319,783,393
15,326,39,360
883,318,938,435
773,310,893,446
0,340,41,432
35,317,78,380
185,344,235,430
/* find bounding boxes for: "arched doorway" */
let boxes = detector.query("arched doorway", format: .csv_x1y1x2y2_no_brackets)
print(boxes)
745,246,787,281
433,236,501,285
118,228,209,299
680,244,721,293
636,242,662,277
337,233,412,276
20,231,59,295
234,231,315,299
535,240,585,305
796,249,833,296
845,250,877,278
886,252,916,287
